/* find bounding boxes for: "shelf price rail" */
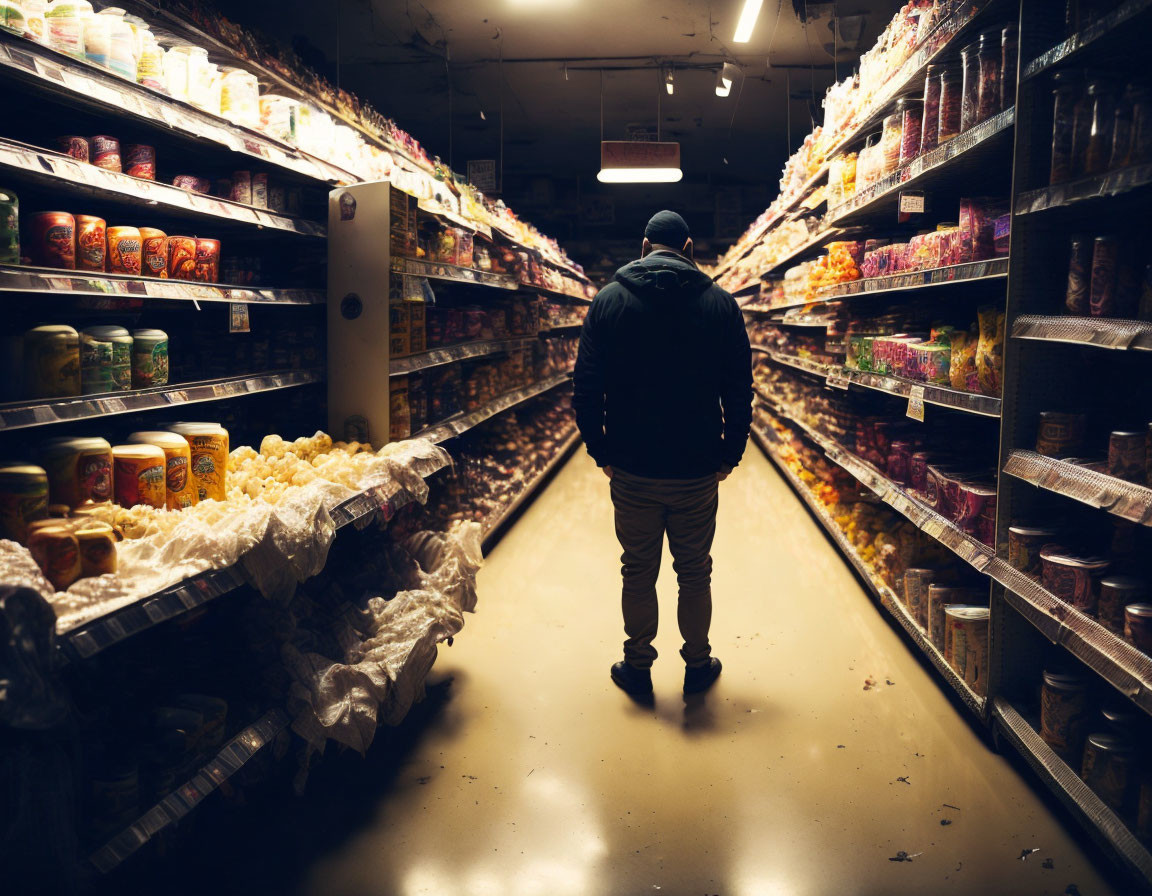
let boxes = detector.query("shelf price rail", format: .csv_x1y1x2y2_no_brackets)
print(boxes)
411,373,573,445
1004,450,1152,526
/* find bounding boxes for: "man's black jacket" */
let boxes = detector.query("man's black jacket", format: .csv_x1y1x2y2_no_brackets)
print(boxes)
572,249,754,480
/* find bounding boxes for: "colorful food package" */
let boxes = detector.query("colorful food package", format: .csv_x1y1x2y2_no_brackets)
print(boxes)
29,211,75,268
193,238,220,282
172,175,212,194
72,519,118,578
123,144,156,180
167,236,197,280
126,431,198,510
948,327,979,392
90,135,121,172
140,227,168,278
0,464,49,544
40,436,113,507
112,444,166,509
976,305,1005,396
389,377,411,442
0,186,17,265
23,324,81,398
958,198,1008,263
79,332,114,394
168,423,228,502
106,225,142,275
83,325,132,392
27,522,81,591
131,329,169,388
75,214,106,271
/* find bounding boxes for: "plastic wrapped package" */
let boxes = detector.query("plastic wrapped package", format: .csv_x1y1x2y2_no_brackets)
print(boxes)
1050,72,1085,184
880,113,902,175
960,41,980,133
975,29,1000,125
949,328,979,391
938,67,962,144
1085,80,1120,176
898,97,923,166
921,64,942,154
976,306,1005,397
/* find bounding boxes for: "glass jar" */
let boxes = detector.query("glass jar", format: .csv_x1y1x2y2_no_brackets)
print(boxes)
164,45,192,101
137,35,165,91
82,9,111,68
99,8,136,82
976,30,1001,125
898,97,924,166
880,112,902,175
1069,78,1096,179
1109,84,1136,172
1000,24,1018,112
1084,80,1119,177
960,40,981,132
1050,71,1085,184
938,67,962,143
921,64,942,154
45,0,93,59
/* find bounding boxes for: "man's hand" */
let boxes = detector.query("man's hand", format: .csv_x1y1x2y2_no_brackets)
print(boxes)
717,465,733,482
602,465,614,480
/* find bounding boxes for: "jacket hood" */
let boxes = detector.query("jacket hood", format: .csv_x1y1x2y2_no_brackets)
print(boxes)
614,250,714,299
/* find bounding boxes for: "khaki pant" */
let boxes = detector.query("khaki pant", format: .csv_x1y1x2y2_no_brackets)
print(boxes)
609,468,719,670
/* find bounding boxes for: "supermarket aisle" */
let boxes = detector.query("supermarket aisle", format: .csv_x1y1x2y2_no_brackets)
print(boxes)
303,447,1118,896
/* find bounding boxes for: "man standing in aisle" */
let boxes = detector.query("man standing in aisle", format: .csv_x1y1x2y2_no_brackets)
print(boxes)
573,210,753,699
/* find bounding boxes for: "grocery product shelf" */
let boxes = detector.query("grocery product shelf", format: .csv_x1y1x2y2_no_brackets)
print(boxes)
991,697,1152,886
389,337,540,376
753,424,987,720
809,258,1010,306
770,315,834,329
481,427,581,553
828,107,1016,226
831,367,1003,418
995,561,1152,717
761,348,838,379
391,257,520,291
0,138,327,238
0,32,353,186
762,224,840,277
1004,450,1152,526
1022,0,1152,80
0,263,325,306
540,321,585,333
1012,315,1152,352
1015,161,1152,215
0,369,323,432
411,373,573,444
521,283,594,304
88,708,290,874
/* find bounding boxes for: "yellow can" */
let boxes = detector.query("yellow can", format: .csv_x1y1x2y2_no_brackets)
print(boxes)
111,444,166,509
126,431,198,510
72,518,118,577
27,521,81,591
40,436,113,507
23,324,81,398
0,463,49,544
168,423,228,502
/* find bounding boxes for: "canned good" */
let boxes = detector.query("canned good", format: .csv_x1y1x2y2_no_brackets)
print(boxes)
172,175,211,194
1090,236,1119,317
268,186,286,212
27,522,81,590
0,186,17,265
252,173,268,208
1099,577,1148,635
1007,525,1060,579
56,136,89,162
123,144,156,180
1082,732,1136,812
0,463,49,543
167,235,197,280
79,332,114,395
126,431,197,509
1041,670,1091,761
90,135,121,172
82,326,132,392
1125,603,1152,653
930,588,979,652
1066,236,1091,314
112,444,166,509
29,211,75,268
1040,546,1110,613
74,214,106,271
945,606,989,694
193,238,220,283
1108,431,1145,481
23,324,80,398
902,568,932,621
230,170,252,204
106,225,142,275
139,227,167,278
168,423,228,502
131,328,169,388
1036,411,1086,457
41,436,113,506
73,518,117,577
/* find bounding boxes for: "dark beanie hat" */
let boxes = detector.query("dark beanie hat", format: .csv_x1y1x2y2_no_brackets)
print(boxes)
644,210,690,248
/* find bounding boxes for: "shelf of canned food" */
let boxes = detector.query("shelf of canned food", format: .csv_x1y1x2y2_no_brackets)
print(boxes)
1022,0,1152,80
752,422,988,718
0,138,327,238
1012,315,1152,353
1004,450,1152,526
412,373,573,445
826,367,1003,418
389,336,541,377
0,263,325,305
828,107,1016,226
991,698,1152,884
391,256,520,292
761,348,838,379
1015,161,1152,216
0,369,323,432
0,32,354,186
87,708,290,874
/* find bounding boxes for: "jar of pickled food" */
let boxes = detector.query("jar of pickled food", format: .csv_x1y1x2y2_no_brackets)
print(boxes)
938,67,962,143
920,64,942,154
1050,72,1085,184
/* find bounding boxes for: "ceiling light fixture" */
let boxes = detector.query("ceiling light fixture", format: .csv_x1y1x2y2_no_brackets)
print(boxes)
597,141,683,183
733,0,764,43
664,66,674,95
716,62,739,97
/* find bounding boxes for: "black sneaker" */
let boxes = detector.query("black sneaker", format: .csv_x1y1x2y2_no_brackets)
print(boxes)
611,661,653,696
683,657,722,694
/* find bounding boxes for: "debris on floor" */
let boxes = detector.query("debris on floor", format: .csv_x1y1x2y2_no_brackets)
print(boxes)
888,850,922,862
895,776,911,785
1018,847,1041,861
1042,858,1055,870
940,819,953,826
864,677,877,691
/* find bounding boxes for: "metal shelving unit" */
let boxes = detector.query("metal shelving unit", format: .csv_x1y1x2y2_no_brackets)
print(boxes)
1015,161,1152,215
1022,0,1152,79
1012,315,1152,352
389,337,540,376
391,256,520,291
831,367,1002,418
411,374,572,444
1003,451,1152,526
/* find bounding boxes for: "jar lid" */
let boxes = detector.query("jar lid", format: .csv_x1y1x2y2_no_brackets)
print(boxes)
1101,576,1148,593
112,444,164,461
168,422,226,435
1110,430,1144,438
41,436,111,454
131,328,168,340
127,431,188,450
1100,703,1140,730
0,463,48,480
24,324,78,338
1039,546,1110,569
1086,732,1135,753
944,606,990,621
82,325,132,341
1008,525,1060,537
1125,603,1152,618
1043,671,1088,689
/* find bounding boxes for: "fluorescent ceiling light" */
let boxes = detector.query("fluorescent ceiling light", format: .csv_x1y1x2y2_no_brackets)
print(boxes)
716,62,739,97
597,167,683,183
733,0,764,42
598,140,683,183
664,68,674,95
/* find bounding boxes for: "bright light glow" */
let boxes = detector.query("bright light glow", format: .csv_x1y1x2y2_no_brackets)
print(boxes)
597,167,683,183
716,62,739,96
664,68,674,95
733,0,764,42
715,77,732,97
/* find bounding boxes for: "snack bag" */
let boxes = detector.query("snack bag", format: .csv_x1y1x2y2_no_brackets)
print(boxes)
949,327,978,392
976,305,1005,397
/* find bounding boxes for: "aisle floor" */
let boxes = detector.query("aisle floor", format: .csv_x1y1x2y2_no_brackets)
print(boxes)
304,448,1120,896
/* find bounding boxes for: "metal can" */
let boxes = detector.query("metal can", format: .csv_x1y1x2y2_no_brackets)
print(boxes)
230,170,252,205
90,135,121,172
112,444,166,509
194,238,220,283
168,423,229,502
944,606,989,692
172,175,212,194
1007,525,1059,579
123,144,156,180
106,225,142,275
74,214,106,271
1125,603,1152,653
0,464,49,544
73,519,118,578
126,431,198,510
22,324,80,398
1098,576,1148,635
1036,411,1086,457
902,568,932,620
0,186,17,265
82,325,132,392
79,332,114,395
56,136,89,163
27,522,81,591
1081,733,1136,813
131,329,169,388
167,236,197,280
1065,235,1091,314
139,227,168,278
268,186,286,212
1041,670,1091,761
40,436,113,507
1108,431,1145,481
29,211,75,269
1040,546,1110,613
1090,235,1118,317
252,173,269,208
929,587,979,652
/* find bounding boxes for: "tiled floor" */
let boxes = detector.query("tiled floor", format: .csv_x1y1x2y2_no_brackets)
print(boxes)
300,447,1120,896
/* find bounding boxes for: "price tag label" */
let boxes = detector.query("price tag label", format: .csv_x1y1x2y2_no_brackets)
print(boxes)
826,372,851,390
898,191,926,215
907,385,926,422
229,303,250,333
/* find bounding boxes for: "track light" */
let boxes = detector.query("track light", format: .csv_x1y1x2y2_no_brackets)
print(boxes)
664,67,674,95
733,0,764,43
716,62,739,97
